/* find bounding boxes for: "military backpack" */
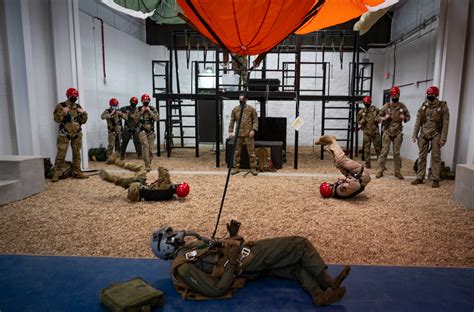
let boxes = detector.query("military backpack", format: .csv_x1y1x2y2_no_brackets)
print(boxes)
100,277,165,312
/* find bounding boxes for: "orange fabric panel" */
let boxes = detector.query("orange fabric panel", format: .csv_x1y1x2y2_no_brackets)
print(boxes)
295,0,385,34
176,0,316,55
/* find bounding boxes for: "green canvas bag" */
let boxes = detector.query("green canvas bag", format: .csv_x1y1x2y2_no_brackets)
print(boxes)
100,277,165,312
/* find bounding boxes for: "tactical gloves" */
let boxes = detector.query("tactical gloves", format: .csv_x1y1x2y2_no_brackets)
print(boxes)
226,220,241,237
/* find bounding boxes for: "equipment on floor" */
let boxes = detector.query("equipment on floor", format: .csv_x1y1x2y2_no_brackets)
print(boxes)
88,147,107,161
100,277,165,312
43,158,73,179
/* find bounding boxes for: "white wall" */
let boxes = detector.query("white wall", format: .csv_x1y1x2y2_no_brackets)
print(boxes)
28,0,60,160
79,10,161,150
453,0,474,165
0,0,17,155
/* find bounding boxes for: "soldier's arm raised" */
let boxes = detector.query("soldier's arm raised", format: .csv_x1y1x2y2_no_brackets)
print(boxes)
101,109,112,120
53,104,67,123
152,107,159,121
78,105,88,124
176,262,236,297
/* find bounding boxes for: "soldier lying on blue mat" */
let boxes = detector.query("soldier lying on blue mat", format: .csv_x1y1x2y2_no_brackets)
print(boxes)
151,220,350,306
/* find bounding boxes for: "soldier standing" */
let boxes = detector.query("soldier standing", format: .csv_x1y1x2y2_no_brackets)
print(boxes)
411,86,449,188
356,96,381,168
101,98,123,158
138,93,159,172
151,221,350,306
51,88,88,182
120,96,142,160
228,94,258,176
315,135,371,199
376,86,410,179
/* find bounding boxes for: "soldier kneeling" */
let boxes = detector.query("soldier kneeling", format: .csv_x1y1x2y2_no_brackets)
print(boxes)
151,220,350,306
315,135,371,199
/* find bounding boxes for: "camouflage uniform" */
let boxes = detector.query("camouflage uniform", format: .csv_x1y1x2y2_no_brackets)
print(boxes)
138,105,159,170
101,154,175,202
228,104,258,170
412,99,449,182
120,105,142,159
101,108,123,158
324,140,371,198
52,100,88,179
356,106,381,168
377,102,410,177
172,235,348,305
232,54,248,87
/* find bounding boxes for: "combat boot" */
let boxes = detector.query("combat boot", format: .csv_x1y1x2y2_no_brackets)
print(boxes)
315,135,337,146
375,171,383,178
51,174,59,183
106,152,119,165
316,266,351,291
411,179,423,185
432,180,440,188
231,167,240,175
250,168,258,176
394,172,404,180
73,171,89,179
311,287,346,306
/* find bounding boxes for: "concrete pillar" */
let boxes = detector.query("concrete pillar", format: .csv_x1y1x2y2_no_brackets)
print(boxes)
3,0,37,155
435,0,470,168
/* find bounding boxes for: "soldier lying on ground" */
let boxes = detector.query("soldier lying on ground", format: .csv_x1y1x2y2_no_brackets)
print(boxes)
151,220,350,306
315,135,371,199
100,153,189,201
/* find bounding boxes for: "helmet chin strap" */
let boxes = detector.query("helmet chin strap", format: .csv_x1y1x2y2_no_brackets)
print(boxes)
181,231,221,248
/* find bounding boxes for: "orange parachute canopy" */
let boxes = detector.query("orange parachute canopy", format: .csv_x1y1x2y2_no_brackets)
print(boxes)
177,0,386,55
176,0,321,55
296,0,385,34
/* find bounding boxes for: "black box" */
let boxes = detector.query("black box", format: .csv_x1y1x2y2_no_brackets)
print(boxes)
248,79,280,91
226,139,283,169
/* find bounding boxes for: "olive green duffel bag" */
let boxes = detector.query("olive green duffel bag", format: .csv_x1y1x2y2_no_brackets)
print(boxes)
100,277,165,312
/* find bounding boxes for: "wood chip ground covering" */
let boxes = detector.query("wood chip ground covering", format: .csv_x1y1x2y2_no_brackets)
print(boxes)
1,146,473,267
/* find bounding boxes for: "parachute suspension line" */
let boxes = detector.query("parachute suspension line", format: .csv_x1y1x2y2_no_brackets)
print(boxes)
211,102,246,239
185,0,248,91
312,33,318,153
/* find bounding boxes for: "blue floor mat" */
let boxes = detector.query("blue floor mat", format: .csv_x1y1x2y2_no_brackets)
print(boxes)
0,254,472,311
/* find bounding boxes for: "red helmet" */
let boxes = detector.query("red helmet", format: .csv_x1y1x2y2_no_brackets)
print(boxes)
141,94,150,103
389,86,400,97
66,88,79,98
319,182,333,198
176,182,190,198
426,86,439,96
362,96,372,105
109,98,119,107
130,96,138,104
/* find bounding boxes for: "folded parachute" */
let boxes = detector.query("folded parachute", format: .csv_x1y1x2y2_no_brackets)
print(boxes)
101,0,185,24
